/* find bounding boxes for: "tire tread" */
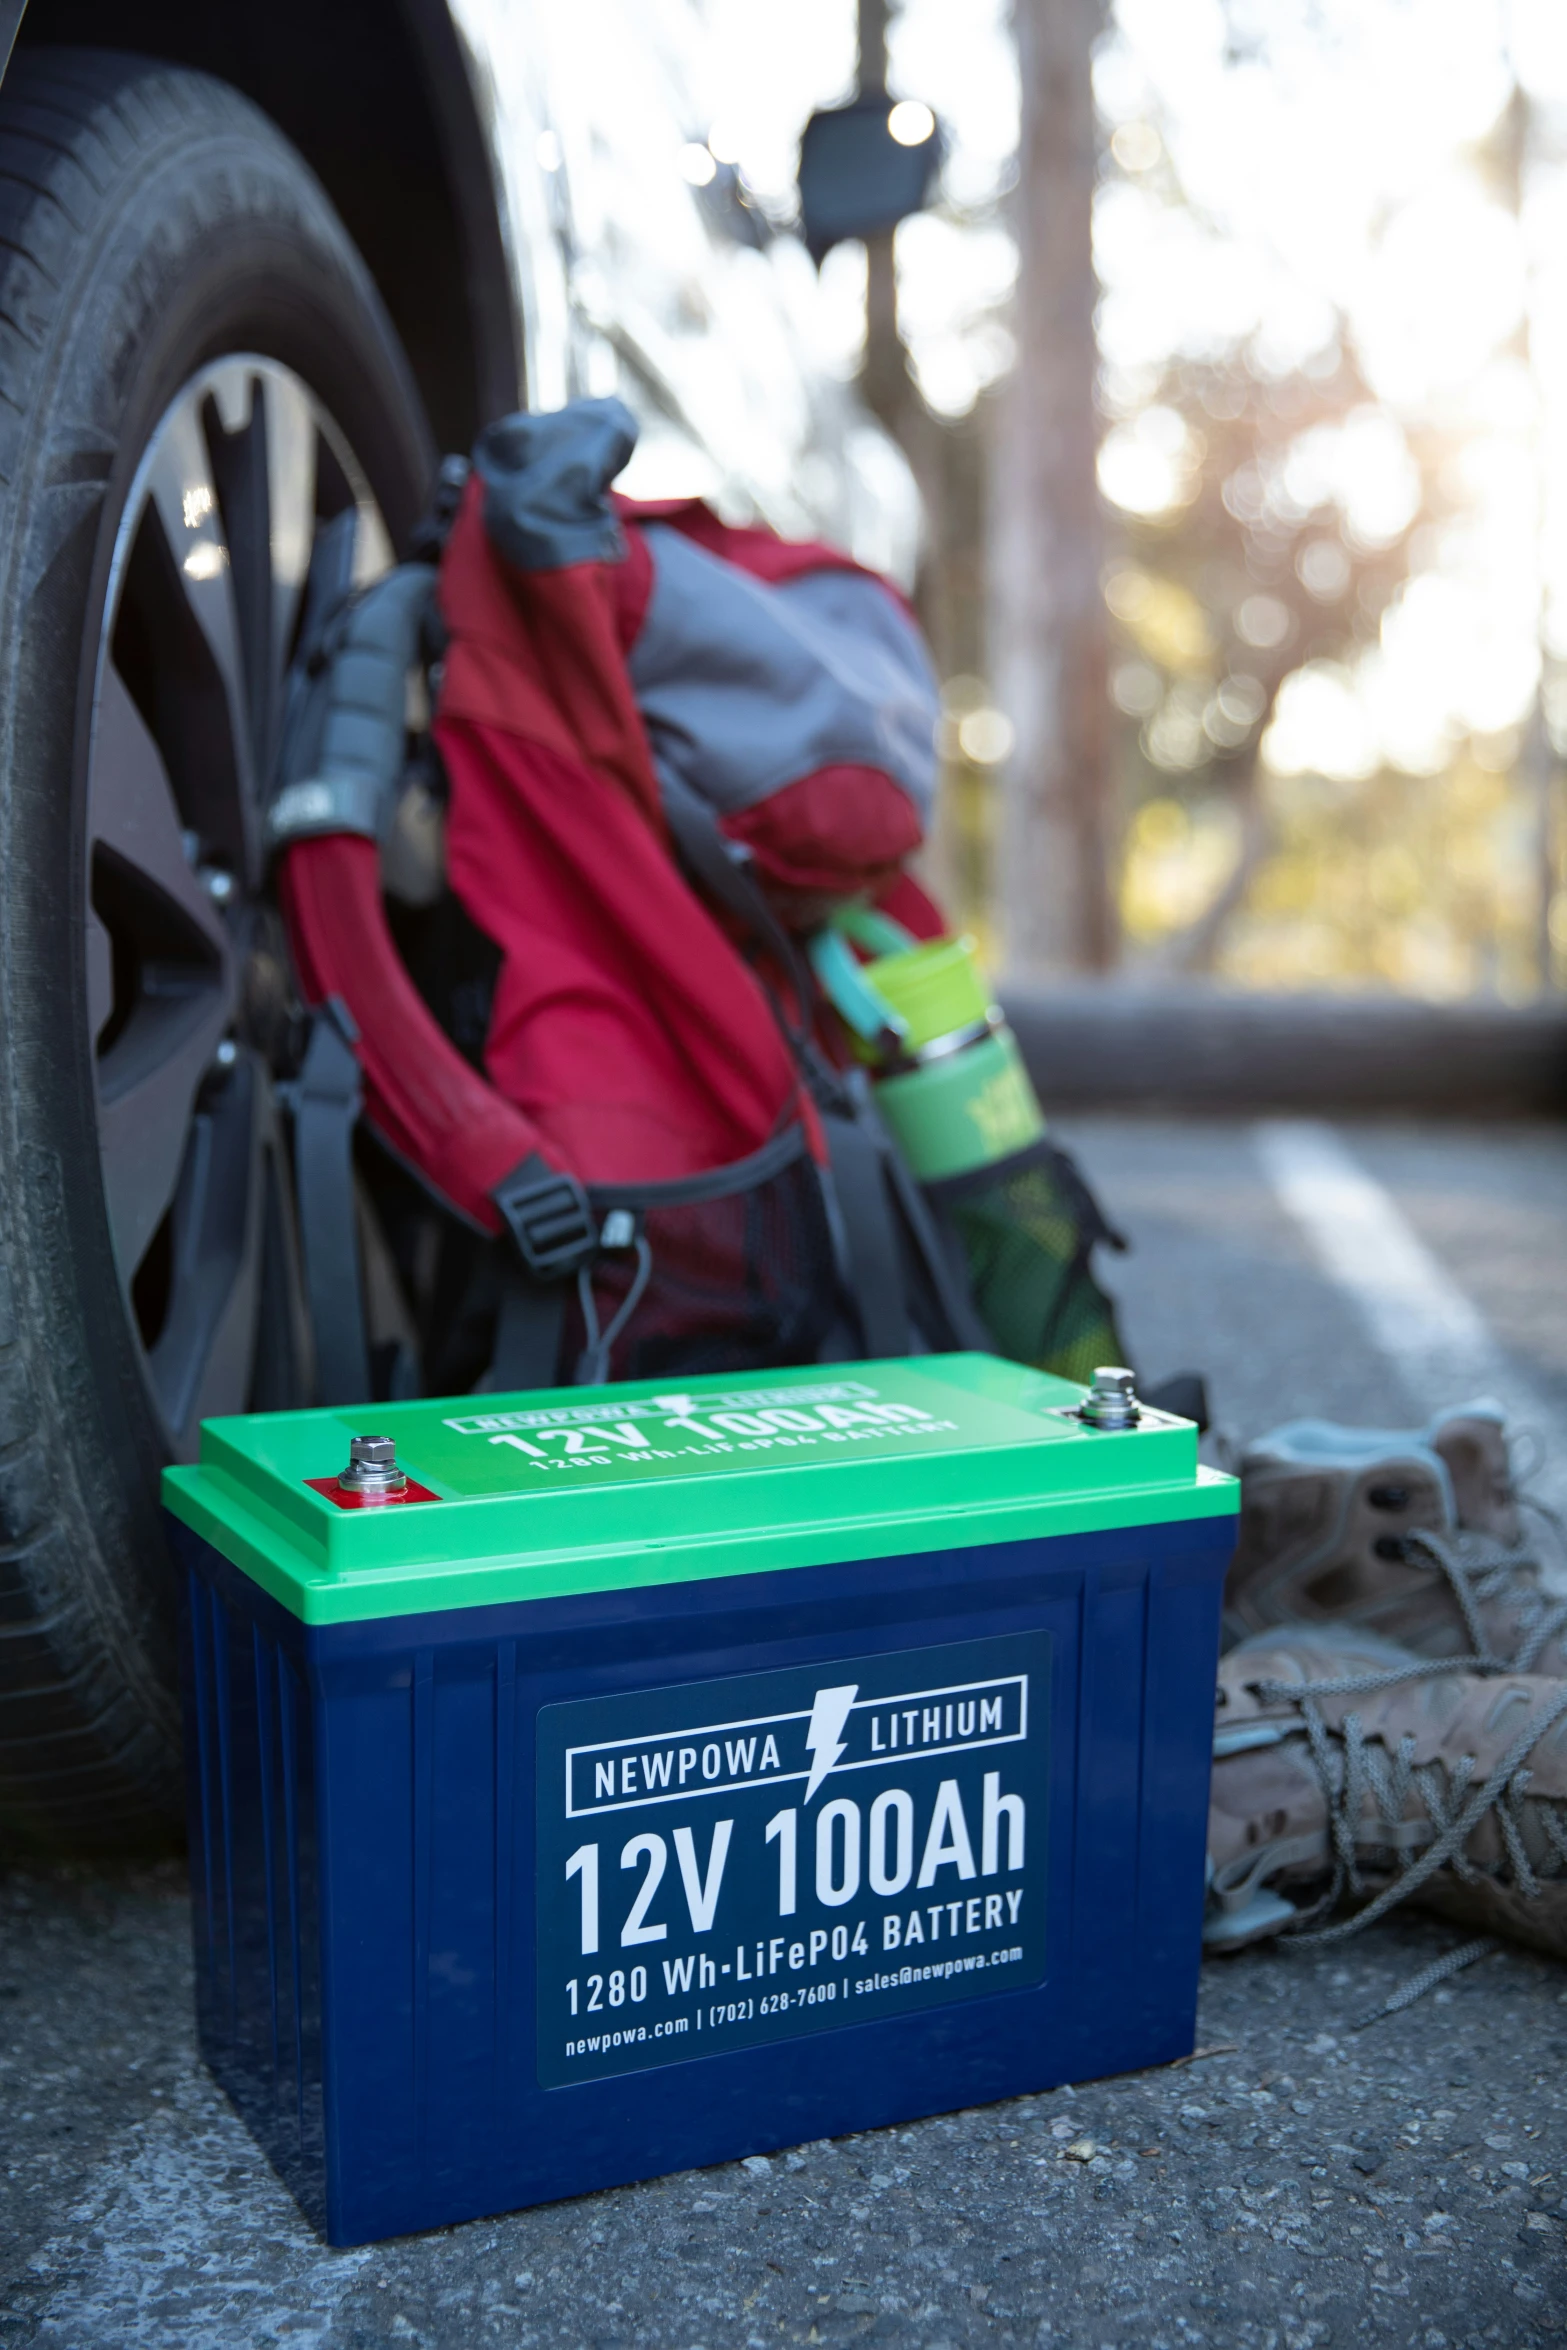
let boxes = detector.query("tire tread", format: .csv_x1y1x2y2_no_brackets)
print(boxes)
0,44,427,1852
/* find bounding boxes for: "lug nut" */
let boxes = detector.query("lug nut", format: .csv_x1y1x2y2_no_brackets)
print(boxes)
338,1433,408,1497
1078,1366,1141,1431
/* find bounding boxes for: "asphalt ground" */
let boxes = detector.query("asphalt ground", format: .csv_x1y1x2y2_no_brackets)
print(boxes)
3,1115,1565,2349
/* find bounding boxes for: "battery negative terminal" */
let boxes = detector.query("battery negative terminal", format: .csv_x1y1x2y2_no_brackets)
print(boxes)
1077,1366,1141,1431
338,1434,409,1498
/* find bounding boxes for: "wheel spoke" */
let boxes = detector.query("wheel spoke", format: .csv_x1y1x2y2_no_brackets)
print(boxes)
141,392,259,873
201,361,274,791
260,365,319,707
87,353,394,1454
87,663,228,956
89,658,234,1280
85,904,114,1047
147,1051,268,1455
204,359,320,789
97,996,232,1289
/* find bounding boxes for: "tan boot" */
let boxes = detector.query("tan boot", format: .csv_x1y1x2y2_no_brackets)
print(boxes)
1428,1405,1520,1545
1223,1403,1566,1673
1206,1626,1567,1961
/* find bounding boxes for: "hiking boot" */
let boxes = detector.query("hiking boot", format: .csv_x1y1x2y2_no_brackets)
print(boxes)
1428,1404,1520,1544
1223,1402,1567,1675
1206,1626,1567,1961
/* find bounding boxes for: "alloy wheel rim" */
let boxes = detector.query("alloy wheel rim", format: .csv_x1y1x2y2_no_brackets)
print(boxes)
86,355,392,1458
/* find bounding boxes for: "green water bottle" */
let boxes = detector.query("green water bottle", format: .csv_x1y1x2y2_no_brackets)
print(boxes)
811,911,1046,1183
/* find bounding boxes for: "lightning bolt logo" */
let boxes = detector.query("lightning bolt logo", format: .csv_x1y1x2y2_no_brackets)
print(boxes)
803,1685,858,1803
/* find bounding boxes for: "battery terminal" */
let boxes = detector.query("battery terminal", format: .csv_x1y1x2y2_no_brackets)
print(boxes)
1077,1367,1141,1432
338,1434,409,1499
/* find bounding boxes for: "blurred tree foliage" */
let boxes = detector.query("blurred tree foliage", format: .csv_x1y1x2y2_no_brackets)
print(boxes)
866,2,1563,991
1106,345,1425,971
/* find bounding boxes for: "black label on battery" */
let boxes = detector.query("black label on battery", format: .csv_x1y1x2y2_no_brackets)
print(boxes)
535,1632,1050,2088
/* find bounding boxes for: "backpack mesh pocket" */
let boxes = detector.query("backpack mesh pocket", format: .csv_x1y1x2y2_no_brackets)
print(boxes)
573,1129,838,1383
926,1137,1128,1386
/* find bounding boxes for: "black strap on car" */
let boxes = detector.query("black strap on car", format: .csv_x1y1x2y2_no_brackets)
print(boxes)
294,996,371,1406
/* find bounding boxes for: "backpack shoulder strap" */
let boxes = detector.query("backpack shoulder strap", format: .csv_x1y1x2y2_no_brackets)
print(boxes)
269,563,438,853
292,997,371,1406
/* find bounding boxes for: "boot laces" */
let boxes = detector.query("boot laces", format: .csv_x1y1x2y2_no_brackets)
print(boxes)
1245,1659,1567,1950
1400,1524,1567,1671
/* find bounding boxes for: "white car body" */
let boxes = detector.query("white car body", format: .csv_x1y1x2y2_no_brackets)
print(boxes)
452,0,921,583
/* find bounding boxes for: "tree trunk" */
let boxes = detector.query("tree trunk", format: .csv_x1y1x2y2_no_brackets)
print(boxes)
993,0,1114,974
856,0,908,437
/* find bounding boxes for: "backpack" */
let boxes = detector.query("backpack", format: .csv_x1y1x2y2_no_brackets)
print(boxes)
266,398,1127,1401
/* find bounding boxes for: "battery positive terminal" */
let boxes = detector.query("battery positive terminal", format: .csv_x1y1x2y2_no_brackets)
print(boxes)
1077,1366,1141,1431
338,1434,409,1499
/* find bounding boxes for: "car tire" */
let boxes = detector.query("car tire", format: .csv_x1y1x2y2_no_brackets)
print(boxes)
0,47,434,1852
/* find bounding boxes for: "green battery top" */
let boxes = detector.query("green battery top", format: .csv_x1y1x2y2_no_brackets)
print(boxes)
161,1354,1237,1627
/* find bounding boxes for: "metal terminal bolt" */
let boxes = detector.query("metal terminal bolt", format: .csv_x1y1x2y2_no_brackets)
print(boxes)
1078,1366,1141,1431
338,1433,408,1497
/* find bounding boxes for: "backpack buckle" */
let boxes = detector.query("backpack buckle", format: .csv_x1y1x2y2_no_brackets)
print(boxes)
493,1160,599,1280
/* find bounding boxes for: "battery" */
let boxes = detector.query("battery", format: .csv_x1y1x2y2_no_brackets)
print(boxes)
163,1352,1237,2246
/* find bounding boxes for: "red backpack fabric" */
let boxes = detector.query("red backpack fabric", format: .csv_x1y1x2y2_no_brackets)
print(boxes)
273,400,955,1389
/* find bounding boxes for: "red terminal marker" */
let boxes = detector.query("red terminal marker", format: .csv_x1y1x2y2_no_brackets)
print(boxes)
306,1433,439,1509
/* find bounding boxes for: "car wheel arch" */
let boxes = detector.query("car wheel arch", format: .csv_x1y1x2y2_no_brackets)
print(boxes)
5,0,521,458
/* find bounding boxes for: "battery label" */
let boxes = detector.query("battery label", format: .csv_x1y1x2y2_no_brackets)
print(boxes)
405,1365,1083,1496
535,1632,1050,2088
